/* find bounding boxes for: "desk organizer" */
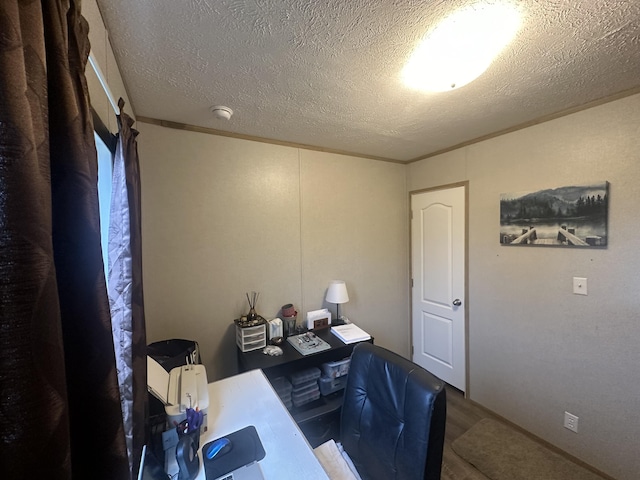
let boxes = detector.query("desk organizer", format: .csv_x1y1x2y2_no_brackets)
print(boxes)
235,322,266,352
289,367,321,408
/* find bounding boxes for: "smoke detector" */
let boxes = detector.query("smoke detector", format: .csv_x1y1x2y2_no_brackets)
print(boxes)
210,105,233,120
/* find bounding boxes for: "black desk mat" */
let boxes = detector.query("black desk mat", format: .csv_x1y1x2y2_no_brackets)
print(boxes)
202,425,265,479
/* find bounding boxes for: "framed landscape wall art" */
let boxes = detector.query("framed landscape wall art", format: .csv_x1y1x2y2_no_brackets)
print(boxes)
500,182,609,247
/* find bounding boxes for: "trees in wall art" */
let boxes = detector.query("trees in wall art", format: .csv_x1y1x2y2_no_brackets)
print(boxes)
500,182,609,247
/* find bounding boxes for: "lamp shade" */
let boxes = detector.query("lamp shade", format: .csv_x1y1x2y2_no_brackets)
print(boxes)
326,280,349,304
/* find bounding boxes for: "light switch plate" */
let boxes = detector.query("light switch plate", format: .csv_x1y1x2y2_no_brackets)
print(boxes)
573,277,587,295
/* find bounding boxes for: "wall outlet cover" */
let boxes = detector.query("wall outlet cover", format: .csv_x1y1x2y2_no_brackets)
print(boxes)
564,411,579,433
573,277,588,295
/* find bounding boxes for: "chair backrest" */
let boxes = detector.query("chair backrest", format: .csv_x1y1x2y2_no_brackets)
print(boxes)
340,343,446,480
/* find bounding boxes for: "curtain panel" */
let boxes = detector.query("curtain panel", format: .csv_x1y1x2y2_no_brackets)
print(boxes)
0,1,129,478
109,99,147,475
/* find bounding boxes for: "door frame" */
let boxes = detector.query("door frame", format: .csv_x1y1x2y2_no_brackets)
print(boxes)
409,181,470,397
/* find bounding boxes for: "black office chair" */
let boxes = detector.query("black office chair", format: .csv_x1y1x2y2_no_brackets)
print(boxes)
340,342,447,480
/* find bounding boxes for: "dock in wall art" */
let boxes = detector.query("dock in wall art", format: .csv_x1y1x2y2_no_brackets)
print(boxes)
500,182,609,247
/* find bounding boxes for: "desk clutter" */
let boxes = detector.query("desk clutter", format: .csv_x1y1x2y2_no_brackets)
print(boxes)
235,296,306,352
271,357,352,410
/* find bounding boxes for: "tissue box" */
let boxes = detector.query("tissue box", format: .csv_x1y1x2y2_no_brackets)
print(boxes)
267,318,283,340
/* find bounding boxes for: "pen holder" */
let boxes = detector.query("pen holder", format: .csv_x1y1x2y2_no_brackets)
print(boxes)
283,315,297,337
175,429,200,480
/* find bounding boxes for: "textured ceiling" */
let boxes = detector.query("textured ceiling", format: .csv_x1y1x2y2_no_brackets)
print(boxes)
96,0,640,162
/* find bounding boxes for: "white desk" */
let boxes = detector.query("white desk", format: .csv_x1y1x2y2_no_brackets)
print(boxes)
193,369,329,480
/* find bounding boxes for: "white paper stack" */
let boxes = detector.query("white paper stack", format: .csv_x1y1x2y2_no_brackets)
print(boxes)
331,323,371,344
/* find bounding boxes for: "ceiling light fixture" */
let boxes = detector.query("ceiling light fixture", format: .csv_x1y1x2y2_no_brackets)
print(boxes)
210,105,233,120
402,2,521,92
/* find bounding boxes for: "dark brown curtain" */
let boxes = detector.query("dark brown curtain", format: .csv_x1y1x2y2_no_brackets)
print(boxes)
0,1,129,478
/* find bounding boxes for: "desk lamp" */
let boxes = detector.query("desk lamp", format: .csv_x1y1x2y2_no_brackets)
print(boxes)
326,280,349,324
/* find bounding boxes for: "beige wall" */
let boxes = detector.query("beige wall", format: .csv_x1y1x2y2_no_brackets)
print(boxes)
408,93,640,480
136,123,409,380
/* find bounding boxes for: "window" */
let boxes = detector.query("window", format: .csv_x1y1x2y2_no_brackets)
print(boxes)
95,131,113,280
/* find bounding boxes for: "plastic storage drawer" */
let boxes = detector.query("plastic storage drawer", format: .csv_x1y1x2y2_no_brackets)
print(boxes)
318,374,348,396
236,324,266,352
271,376,293,397
291,381,319,397
320,358,351,378
292,385,320,407
289,367,321,387
271,377,293,409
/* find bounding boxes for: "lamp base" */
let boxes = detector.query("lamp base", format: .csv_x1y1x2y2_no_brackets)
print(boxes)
333,304,346,325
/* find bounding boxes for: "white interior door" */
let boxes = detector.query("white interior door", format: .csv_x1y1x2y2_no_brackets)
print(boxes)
411,186,466,391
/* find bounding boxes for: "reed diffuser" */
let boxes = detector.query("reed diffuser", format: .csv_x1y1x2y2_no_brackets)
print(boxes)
246,291,259,321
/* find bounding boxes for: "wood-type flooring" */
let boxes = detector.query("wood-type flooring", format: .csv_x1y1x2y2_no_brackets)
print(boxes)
442,386,493,480
441,386,611,480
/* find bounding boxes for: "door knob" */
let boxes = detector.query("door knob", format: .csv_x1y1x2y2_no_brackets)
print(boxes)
452,299,462,306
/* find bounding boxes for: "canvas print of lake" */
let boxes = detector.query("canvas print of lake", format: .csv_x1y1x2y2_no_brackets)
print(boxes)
500,182,608,247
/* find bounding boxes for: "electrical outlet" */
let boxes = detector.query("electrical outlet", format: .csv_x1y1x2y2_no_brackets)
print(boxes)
564,411,579,433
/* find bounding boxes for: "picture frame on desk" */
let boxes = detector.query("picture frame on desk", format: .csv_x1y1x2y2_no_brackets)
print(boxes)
306,308,332,330
312,317,330,330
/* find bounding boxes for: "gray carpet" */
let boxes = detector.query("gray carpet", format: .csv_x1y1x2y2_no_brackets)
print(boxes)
451,418,606,480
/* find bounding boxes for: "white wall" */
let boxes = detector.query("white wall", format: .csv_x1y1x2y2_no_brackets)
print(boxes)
407,93,640,480
136,123,409,380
